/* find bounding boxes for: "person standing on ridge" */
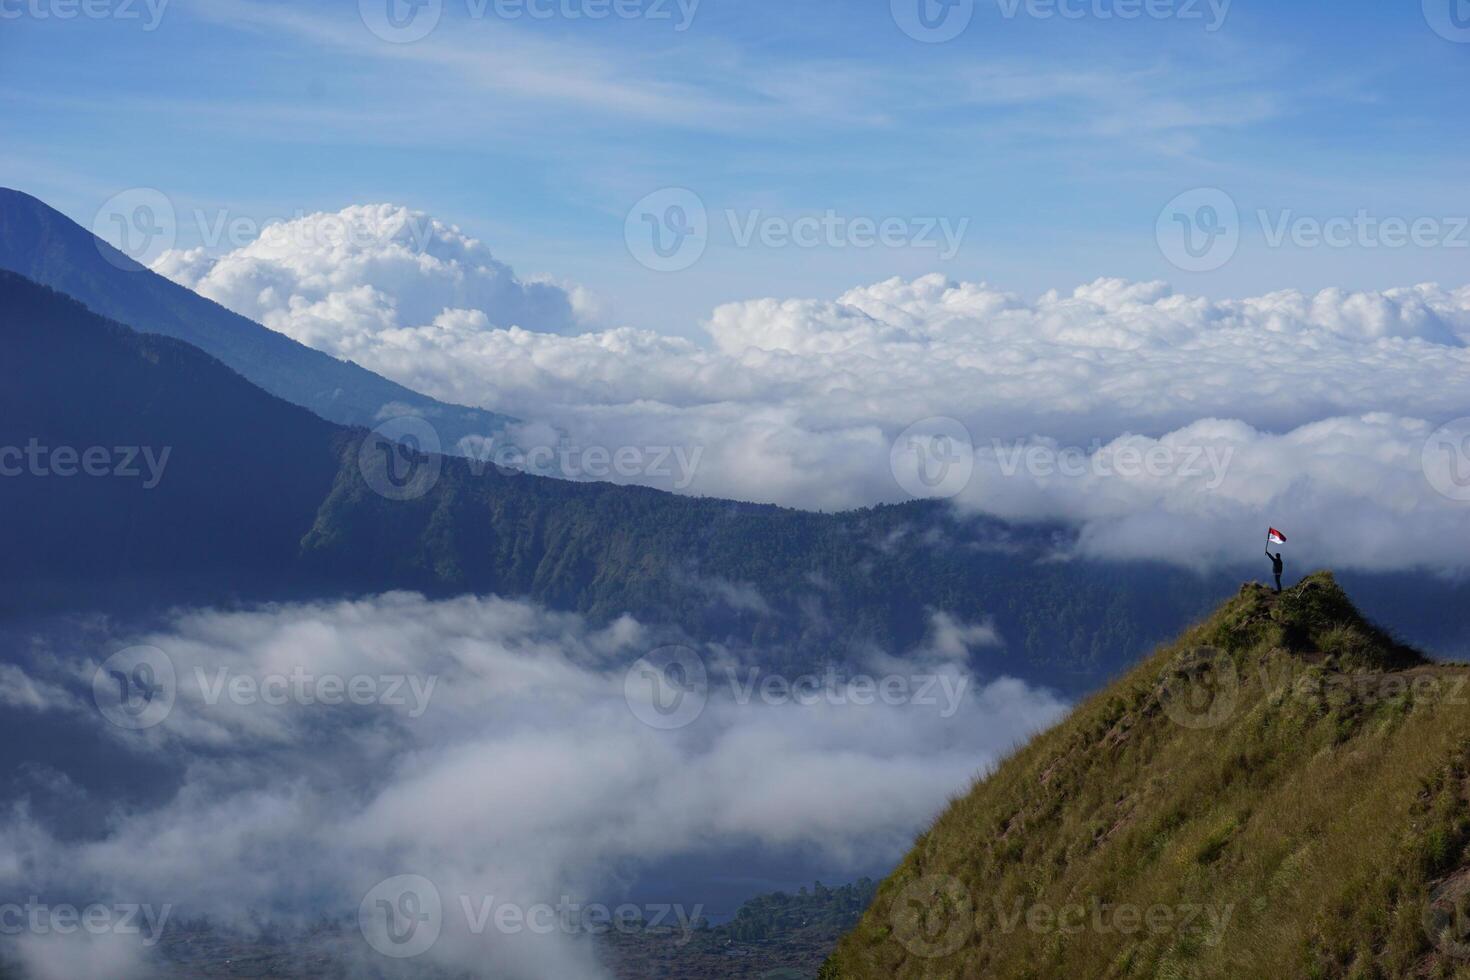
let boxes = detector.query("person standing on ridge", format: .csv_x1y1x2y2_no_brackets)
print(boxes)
1265,527,1287,593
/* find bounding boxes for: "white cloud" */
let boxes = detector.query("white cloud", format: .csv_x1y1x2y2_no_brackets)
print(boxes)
958,414,1470,572
0,594,1066,979
152,204,581,354
152,211,1470,572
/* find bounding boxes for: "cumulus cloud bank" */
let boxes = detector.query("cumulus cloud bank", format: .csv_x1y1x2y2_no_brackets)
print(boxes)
152,207,1470,572
153,204,583,353
0,594,1066,979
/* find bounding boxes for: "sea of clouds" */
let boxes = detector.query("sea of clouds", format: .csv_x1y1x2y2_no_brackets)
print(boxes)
0,594,1065,978
151,205,1470,573
11,204,1461,978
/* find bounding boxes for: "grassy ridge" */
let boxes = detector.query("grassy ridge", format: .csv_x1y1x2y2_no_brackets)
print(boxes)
822,573,1470,979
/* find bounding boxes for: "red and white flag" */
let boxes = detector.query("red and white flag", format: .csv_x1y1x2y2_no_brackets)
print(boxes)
1267,528,1287,545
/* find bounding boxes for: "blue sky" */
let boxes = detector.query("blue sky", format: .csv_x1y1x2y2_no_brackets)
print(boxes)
2,0,1468,335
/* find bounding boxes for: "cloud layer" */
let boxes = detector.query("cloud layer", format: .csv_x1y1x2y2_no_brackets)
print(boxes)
0,594,1066,979
153,208,1470,572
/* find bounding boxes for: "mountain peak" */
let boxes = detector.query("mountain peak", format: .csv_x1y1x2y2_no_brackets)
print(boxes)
1208,570,1425,672
823,575,1469,979
0,187,517,445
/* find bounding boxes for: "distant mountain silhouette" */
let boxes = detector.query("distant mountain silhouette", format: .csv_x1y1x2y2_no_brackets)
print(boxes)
0,187,514,448
4,270,1469,689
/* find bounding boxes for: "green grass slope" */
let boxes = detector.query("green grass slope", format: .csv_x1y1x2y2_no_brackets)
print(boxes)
822,573,1470,979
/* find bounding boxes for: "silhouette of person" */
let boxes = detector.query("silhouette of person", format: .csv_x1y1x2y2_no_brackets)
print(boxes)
1266,547,1283,593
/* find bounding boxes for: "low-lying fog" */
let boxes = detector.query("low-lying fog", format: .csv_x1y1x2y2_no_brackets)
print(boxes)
0,593,1068,978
